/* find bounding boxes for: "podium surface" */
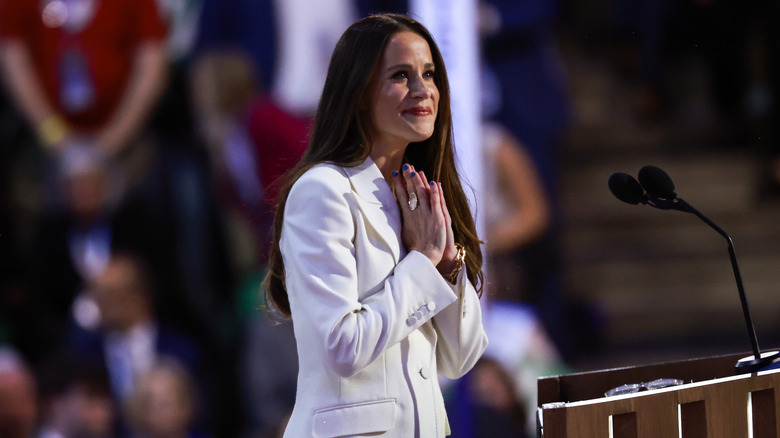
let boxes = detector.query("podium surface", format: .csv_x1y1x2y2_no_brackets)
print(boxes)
538,352,780,437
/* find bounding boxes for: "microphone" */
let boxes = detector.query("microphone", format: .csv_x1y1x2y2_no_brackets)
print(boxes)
608,168,683,212
637,165,676,200
608,173,646,205
608,165,780,374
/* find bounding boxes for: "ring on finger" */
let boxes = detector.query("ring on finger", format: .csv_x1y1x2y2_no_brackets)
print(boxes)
408,192,419,211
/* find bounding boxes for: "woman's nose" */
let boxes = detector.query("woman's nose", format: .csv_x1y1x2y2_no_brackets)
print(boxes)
410,77,432,99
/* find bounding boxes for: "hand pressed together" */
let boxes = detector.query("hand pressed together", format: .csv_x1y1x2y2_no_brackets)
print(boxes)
392,164,458,278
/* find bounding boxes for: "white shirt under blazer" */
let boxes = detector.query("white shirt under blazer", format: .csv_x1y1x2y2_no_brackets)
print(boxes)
280,156,489,437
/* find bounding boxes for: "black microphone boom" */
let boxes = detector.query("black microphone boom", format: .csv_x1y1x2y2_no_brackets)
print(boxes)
609,165,780,374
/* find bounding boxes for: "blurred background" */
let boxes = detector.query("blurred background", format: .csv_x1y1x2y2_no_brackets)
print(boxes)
1,0,779,437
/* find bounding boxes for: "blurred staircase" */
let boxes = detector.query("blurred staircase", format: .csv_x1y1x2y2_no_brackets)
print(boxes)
558,50,780,370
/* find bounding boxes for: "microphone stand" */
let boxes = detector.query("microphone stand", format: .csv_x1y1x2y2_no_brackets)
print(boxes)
668,197,780,374
610,170,780,373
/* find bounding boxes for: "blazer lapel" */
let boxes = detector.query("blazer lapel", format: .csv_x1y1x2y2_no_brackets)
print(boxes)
343,158,403,264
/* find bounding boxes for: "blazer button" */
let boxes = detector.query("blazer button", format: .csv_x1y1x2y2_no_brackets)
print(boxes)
419,367,431,379
426,302,436,312
406,315,417,326
413,311,423,320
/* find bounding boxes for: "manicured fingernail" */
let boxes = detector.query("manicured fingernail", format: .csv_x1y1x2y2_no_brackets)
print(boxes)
392,171,398,177
430,181,435,186
402,164,409,171
410,172,416,178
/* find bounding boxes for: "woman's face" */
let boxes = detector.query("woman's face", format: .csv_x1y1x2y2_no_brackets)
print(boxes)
369,31,439,150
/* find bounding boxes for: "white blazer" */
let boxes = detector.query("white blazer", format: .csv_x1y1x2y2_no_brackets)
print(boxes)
280,157,488,438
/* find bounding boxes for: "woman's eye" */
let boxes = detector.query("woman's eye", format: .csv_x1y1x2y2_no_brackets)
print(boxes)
392,71,408,79
423,70,434,79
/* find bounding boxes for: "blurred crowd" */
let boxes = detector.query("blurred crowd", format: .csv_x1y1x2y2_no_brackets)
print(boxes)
5,0,774,436
0,0,580,435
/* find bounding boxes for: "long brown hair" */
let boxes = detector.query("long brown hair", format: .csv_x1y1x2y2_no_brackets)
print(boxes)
264,13,483,317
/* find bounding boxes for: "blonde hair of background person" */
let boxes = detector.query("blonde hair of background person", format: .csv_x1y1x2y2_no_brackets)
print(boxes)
263,13,488,438
482,123,551,256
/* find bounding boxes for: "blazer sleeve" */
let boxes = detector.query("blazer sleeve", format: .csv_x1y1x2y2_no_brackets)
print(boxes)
432,268,489,379
281,167,462,378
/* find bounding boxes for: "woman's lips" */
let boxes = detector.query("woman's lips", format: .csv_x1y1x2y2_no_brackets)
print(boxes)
403,107,432,116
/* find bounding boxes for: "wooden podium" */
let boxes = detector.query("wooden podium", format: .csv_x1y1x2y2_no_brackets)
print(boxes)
538,352,780,437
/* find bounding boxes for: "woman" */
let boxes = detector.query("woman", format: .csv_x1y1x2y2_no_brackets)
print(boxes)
265,13,488,437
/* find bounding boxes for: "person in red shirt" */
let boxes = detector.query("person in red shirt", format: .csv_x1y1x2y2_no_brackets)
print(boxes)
0,0,172,371
0,0,167,158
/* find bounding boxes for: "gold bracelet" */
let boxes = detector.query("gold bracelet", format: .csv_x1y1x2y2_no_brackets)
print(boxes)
37,115,69,148
447,243,466,285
